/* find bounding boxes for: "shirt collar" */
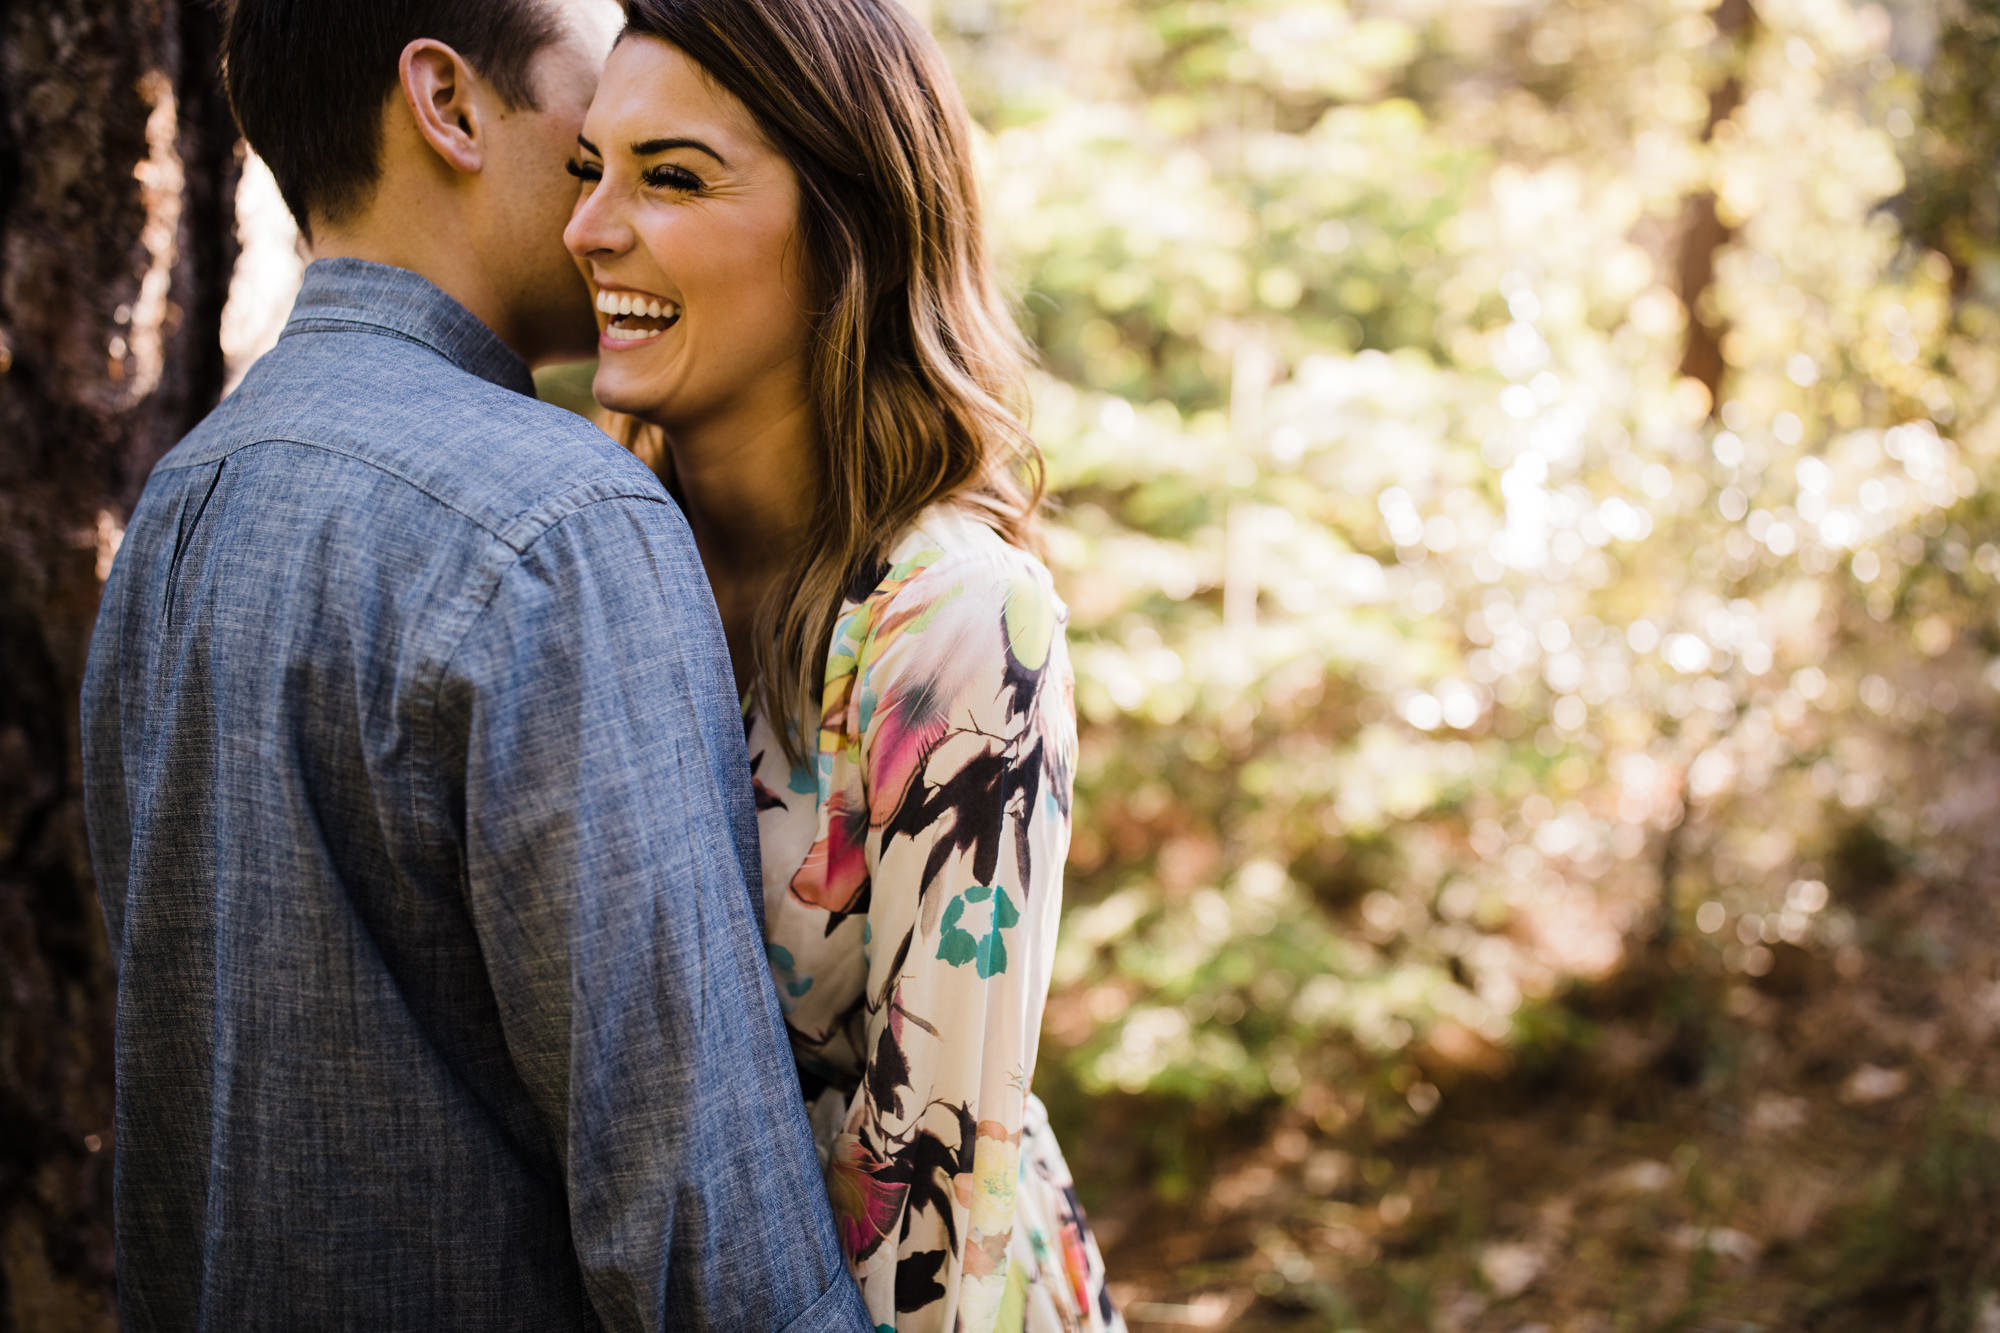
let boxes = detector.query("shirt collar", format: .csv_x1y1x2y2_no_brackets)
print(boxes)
278,258,536,397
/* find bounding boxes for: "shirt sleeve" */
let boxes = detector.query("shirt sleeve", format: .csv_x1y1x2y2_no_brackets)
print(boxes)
828,549,1077,1333
439,494,870,1333
81,555,134,954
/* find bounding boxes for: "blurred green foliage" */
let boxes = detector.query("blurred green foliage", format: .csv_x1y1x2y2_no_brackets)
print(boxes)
911,0,2000,1191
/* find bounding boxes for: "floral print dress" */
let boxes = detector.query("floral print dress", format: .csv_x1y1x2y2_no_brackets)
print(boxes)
747,505,1122,1333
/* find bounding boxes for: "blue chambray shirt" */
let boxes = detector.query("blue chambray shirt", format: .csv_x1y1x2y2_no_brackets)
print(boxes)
80,259,871,1332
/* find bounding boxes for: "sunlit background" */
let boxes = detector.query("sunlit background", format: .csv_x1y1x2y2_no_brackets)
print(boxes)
225,0,2000,1325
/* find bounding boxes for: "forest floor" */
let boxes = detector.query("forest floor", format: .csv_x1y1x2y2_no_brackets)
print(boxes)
1071,811,2000,1331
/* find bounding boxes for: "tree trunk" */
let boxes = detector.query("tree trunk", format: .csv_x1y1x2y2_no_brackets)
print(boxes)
1676,0,1758,413
0,0,238,1326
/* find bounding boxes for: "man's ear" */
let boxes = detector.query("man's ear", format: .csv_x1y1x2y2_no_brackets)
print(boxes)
399,39,485,174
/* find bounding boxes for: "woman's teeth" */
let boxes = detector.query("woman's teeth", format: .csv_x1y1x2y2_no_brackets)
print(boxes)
595,289,682,343
596,290,678,320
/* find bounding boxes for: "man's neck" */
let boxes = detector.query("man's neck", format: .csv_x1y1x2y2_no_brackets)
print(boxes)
310,217,516,359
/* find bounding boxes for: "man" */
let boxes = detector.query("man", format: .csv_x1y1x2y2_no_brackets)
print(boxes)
79,2,867,1328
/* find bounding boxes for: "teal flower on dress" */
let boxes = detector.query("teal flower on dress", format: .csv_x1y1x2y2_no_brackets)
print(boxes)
936,885,1020,978
766,942,814,1012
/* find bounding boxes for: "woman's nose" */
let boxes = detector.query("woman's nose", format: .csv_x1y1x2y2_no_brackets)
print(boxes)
563,186,625,259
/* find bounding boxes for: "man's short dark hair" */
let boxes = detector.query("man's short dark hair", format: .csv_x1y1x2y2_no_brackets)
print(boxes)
222,0,566,235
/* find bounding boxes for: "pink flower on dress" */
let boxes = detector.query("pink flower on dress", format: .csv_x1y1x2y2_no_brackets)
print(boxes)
787,790,870,913
826,1134,909,1263
866,675,954,826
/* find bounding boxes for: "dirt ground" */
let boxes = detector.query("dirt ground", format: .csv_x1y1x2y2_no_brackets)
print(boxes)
1073,824,2000,1332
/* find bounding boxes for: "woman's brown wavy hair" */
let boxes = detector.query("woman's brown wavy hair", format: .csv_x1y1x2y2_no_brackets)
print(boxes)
611,0,1045,766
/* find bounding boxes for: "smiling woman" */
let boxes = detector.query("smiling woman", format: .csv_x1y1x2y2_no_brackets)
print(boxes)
560,2,1121,1331
565,35,812,457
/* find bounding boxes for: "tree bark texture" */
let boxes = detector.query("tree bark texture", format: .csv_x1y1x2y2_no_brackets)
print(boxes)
0,0,238,1327
1676,0,1758,412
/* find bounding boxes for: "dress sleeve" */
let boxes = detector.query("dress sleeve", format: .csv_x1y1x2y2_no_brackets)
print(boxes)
826,548,1078,1333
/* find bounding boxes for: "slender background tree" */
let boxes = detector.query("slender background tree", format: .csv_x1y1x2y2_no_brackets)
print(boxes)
0,1,237,1325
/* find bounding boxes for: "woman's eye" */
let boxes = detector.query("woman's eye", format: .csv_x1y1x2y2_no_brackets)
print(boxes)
565,158,602,183
642,165,704,193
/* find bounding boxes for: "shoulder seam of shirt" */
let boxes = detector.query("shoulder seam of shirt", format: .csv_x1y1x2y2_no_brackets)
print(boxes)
442,490,689,663
150,434,668,553
407,489,692,885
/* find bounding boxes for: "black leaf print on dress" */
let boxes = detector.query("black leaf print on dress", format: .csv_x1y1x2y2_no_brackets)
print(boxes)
1010,736,1044,894
894,1248,948,1313
996,606,1044,721
884,738,1049,901
868,1017,910,1118
886,1116,966,1252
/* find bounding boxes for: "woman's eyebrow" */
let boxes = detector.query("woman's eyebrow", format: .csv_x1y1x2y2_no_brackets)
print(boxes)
576,135,601,155
631,136,730,167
